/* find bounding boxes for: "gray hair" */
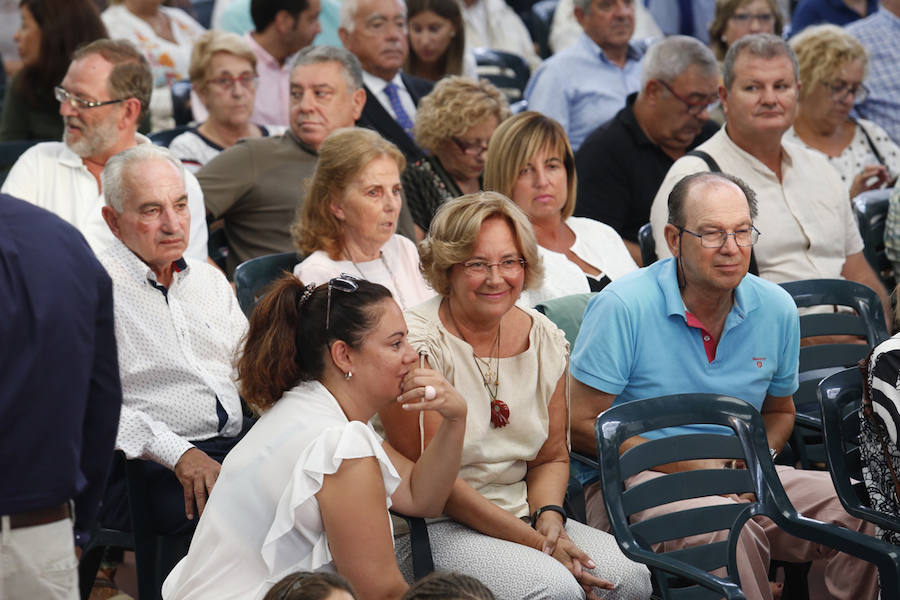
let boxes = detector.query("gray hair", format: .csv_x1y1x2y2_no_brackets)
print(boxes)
339,0,406,33
290,45,363,91
640,35,719,90
723,33,798,91
102,144,185,212
667,172,758,229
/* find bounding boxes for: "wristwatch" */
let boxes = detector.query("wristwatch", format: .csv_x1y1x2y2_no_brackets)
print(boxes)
769,447,779,461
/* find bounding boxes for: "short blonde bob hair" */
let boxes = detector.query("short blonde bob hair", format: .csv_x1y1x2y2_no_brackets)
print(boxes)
789,24,868,103
483,111,577,221
188,30,257,87
292,128,405,259
708,0,783,61
413,76,510,154
419,191,543,297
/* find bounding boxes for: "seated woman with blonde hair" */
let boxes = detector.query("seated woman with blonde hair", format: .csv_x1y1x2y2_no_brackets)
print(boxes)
162,276,467,599
381,192,652,600
484,112,637,306
293,128,433,310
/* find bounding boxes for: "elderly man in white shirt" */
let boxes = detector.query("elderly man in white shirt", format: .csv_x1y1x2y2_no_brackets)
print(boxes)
97,143,249,537
0,39,208,262
648,33,890,320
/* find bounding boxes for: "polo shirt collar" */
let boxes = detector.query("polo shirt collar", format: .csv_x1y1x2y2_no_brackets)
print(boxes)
657,256,760,323
576,32,642,65
109,236,190,288
619,93,654,147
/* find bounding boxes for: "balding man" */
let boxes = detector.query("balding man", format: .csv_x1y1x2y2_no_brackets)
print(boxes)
573,172,879,600
575,35,720,265
1,39,208,261
98,144,250,537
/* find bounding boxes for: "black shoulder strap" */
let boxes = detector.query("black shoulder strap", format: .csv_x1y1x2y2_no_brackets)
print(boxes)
684,150,759,276
856,119,887,167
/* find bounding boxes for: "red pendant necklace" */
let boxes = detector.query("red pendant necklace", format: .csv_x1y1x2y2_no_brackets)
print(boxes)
447,302,510,428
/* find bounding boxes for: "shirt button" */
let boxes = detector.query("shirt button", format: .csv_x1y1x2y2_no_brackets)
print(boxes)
703,335,710,342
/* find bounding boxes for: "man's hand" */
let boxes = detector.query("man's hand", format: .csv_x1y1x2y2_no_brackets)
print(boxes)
174,448,220,520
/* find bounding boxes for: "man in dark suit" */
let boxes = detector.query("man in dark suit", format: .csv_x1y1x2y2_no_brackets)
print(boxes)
339,0,433,160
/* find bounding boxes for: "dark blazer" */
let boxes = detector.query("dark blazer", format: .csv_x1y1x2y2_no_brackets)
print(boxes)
356,72,434,161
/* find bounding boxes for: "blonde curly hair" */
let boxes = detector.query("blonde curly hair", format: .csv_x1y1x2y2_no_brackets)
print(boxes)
789,24,867,103
413,76,511,154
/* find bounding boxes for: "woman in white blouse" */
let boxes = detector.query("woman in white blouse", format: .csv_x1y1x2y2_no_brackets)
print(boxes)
787,24,900,199
484,111,638,306
293,128,434,311
162,275,466,600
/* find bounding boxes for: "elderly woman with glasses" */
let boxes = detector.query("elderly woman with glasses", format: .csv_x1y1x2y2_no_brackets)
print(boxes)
485,112,637,306
786,24,900,199
169,30,283,173
709,0,783,62
293,127,433,310
380,192,652,600
401,76,510,237
163,275,467,600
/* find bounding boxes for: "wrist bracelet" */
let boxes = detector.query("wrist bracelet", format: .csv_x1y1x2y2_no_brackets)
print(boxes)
531,504,567,528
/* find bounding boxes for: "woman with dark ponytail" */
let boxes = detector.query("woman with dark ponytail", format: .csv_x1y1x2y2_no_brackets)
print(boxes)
163,275,467,600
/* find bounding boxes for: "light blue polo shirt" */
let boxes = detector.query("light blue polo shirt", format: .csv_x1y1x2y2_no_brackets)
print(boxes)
571,258,800,443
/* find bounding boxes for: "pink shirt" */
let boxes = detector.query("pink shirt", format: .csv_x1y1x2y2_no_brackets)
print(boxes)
244,33,293,127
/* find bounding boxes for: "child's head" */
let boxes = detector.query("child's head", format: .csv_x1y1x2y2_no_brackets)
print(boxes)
263,571,357,600
401,572,495,600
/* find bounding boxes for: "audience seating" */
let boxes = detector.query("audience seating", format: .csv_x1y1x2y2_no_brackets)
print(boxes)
171,80,194,127
818,367,900,535
0,139,46,187
148,125,192,147
779,279,889,469
234,252,303,316
638,222,656,266
528,0,558,59
595,392,900,599
472,48,531,103
191,0,215,28
853,188,895,291
207,226,229,273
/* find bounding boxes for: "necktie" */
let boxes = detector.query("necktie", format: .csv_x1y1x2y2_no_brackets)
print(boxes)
383,82,415,137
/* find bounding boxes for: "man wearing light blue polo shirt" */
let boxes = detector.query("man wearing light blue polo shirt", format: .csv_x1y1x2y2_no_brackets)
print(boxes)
570,172,878,600
525,0,645,151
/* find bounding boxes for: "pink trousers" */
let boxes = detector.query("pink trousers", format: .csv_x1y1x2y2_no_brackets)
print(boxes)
585,465,879,600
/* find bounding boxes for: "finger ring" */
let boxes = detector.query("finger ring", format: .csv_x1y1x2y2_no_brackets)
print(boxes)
424,385,436,400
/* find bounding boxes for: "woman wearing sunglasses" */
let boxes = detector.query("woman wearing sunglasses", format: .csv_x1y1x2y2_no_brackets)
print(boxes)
786,24,900,199
163,275,467,600
380,193,652,600
293,128,433,310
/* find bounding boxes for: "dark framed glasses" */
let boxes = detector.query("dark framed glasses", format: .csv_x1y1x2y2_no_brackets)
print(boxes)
326,274,360,330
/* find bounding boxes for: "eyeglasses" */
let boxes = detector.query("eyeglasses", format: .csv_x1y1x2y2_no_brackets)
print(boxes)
460,257,526,277
656,80,719,116
678,226,760,248
326,274,360,330
729,12,775,25
206,74,259,91
825,80,869,104
451,137,489,156
54,86,127,110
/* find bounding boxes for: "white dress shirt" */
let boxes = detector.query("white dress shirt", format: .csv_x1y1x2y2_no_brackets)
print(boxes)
1,135,208,261
99,238,248,469
362,70,417,123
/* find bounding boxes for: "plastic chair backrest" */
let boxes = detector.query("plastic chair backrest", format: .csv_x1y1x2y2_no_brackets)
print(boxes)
853,189,894,290
148,125,193,148
534,292,595,349
638,222,657,266
191,0,215,28
597,393,900,599
819,367,900,535
233,252,301,316
171,80,193,127
779,278,888,468
472,48,531,103
528,0,558,59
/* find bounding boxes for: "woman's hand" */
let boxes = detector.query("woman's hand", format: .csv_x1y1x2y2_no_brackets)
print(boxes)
535,510,566,555
398,367,467,423
849,164,891,198
549,537,615,599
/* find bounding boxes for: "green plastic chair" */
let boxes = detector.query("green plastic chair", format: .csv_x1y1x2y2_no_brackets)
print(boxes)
779,279,889,469
818,367,900,536
853,189,895,291
638,223,657,267
534,292,596,349
233,252,301,316
596,393,900,600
